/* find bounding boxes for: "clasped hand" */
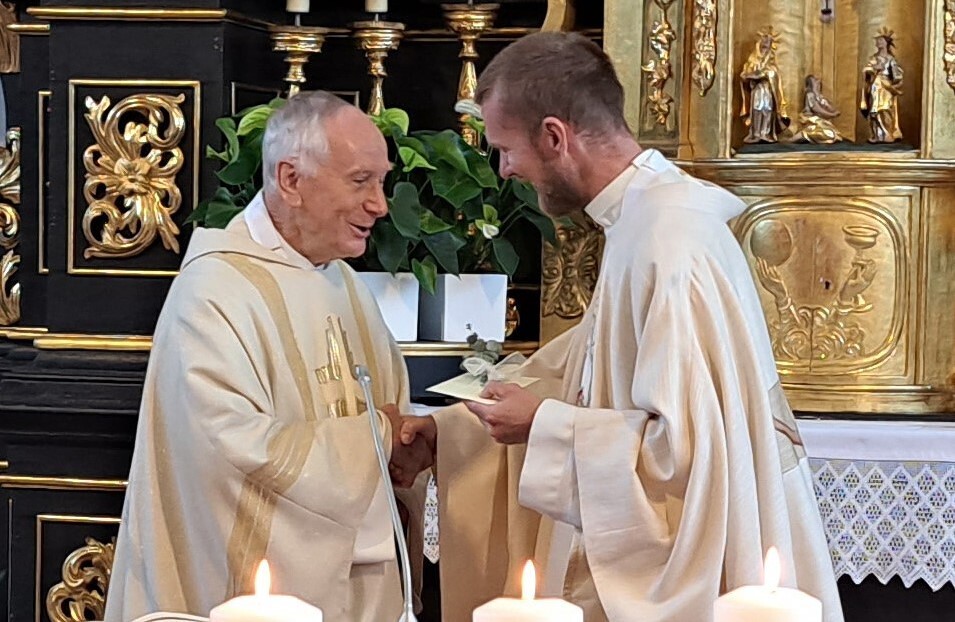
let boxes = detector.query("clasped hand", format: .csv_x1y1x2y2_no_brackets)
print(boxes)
381,405,434,488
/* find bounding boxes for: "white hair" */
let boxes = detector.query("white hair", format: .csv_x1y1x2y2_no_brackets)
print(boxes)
261,91,352,195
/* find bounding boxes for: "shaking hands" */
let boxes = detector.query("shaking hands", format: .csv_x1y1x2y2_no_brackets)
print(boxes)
381,405,435,488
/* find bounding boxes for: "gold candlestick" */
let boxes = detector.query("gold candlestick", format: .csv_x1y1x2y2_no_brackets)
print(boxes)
443,3,498,146
351,20,405,116
269,25,329,98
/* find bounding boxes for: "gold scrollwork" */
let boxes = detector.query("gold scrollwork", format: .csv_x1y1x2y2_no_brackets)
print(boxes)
45,537,115,622
641,0,677,128
0,127,20,326
691,0,717,96
81,93,186,260
944,0,955,94
542,219,601,320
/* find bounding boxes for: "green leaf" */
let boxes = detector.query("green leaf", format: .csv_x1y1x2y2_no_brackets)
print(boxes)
398,146,436,173
419,209,452,234
374,108,410,137
431,162,482,209
371,221,409,273
203,196,244,228
491,238,520,276
388,181,423,239
216,132,263,186
482,203,499,223
463,148,498,189
268,96,287,110
511,179,540,210
422,230,465,274
524,208,558,244
215,117,240,161
237,105,274,136
429,130,470,173
205,144,229,162
411,257,438,295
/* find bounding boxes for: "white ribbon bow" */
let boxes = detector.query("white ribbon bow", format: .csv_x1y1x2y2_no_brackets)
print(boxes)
462,352,528,383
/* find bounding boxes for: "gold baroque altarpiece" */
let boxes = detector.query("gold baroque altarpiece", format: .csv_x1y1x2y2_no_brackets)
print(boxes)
581,0,955,414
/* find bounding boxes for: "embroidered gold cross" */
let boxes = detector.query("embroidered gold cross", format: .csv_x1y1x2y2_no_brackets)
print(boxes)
315,315,365,418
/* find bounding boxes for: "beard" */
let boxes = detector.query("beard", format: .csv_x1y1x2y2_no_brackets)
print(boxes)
535,168,590,218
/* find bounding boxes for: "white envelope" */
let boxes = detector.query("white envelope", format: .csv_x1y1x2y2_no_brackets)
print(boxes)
426,372,539,405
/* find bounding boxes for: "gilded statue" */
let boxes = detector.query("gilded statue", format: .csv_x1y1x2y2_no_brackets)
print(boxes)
740,27,790,143
860,27,903,143
793,75,843,144
0,2,18,74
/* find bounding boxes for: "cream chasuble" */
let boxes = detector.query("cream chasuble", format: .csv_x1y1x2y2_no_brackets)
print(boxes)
434,150,843,622
106,193,412,622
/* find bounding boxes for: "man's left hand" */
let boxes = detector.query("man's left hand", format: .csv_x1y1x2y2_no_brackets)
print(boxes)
465,381,543,445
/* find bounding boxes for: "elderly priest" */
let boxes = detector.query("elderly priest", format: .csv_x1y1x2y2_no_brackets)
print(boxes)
105,92,431,622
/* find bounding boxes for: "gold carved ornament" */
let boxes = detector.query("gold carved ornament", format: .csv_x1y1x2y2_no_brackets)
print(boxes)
0,127,20,326
944,1,955,94
750,220,880,364
641,0,677,128
45,537,115,622
542,219,601,320
691,0,717,96
81,93,186,260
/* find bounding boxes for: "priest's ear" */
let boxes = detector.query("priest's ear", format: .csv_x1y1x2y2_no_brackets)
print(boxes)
537,116,572,159
275,159,304,208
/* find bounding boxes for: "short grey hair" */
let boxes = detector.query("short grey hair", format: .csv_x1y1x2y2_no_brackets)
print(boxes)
261,91,353,195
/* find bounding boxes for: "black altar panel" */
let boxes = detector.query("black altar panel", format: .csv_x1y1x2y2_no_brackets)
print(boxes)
40,17,279,334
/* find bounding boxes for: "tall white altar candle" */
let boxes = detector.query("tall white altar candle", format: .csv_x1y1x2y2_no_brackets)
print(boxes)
286,0,310,13
473,561,583,622
713,548,822,622
365,0,388,13
209,561,324,622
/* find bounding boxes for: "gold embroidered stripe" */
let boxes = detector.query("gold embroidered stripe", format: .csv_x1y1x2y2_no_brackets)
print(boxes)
213,254,320,594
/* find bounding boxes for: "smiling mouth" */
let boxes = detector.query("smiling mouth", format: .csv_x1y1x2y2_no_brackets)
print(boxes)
350,223,372,238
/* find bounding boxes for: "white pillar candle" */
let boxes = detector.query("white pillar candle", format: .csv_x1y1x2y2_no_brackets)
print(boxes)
473,561,583,622
286,0,310,13
210,561,324,622
713,548,822,622
365,0,388,13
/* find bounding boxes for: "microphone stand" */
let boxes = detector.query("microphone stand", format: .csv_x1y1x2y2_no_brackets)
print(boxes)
353,365,417,622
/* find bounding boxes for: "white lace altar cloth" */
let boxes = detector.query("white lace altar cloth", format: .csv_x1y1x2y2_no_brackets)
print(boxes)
417,408,955,587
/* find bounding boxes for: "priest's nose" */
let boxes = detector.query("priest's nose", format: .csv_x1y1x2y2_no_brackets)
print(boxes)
499,152,515,179
365,183,388,217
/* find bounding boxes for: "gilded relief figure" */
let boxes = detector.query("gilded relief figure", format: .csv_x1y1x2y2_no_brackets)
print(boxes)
794,75,844,144
860,27,903,143
740,27,790,143
0,2,18,74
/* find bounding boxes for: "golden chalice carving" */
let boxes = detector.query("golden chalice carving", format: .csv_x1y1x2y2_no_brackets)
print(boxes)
316,315,365,418
751,220,880,363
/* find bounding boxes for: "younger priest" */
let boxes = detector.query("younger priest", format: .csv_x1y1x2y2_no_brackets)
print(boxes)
401,33,844,622
105,92,431,622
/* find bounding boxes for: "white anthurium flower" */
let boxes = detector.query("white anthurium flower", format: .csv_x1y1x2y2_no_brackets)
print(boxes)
480,222,500,239
454,98,483,119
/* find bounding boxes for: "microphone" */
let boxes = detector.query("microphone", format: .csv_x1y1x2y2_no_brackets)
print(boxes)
353,365,417,622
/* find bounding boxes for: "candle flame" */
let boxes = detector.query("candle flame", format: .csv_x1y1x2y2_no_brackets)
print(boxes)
254,560,271,596
763,547,781,590
521,560,536,601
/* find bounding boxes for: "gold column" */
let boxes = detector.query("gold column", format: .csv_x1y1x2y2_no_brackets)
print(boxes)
443,3,498,146
269,25,328,98
351,20,405,116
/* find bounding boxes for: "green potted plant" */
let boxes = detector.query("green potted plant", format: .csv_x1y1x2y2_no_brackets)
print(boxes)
189,99,556,343
365,106,554,342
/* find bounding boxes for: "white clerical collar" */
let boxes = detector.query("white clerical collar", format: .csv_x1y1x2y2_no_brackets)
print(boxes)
584,148,665,229
244,191,328,270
